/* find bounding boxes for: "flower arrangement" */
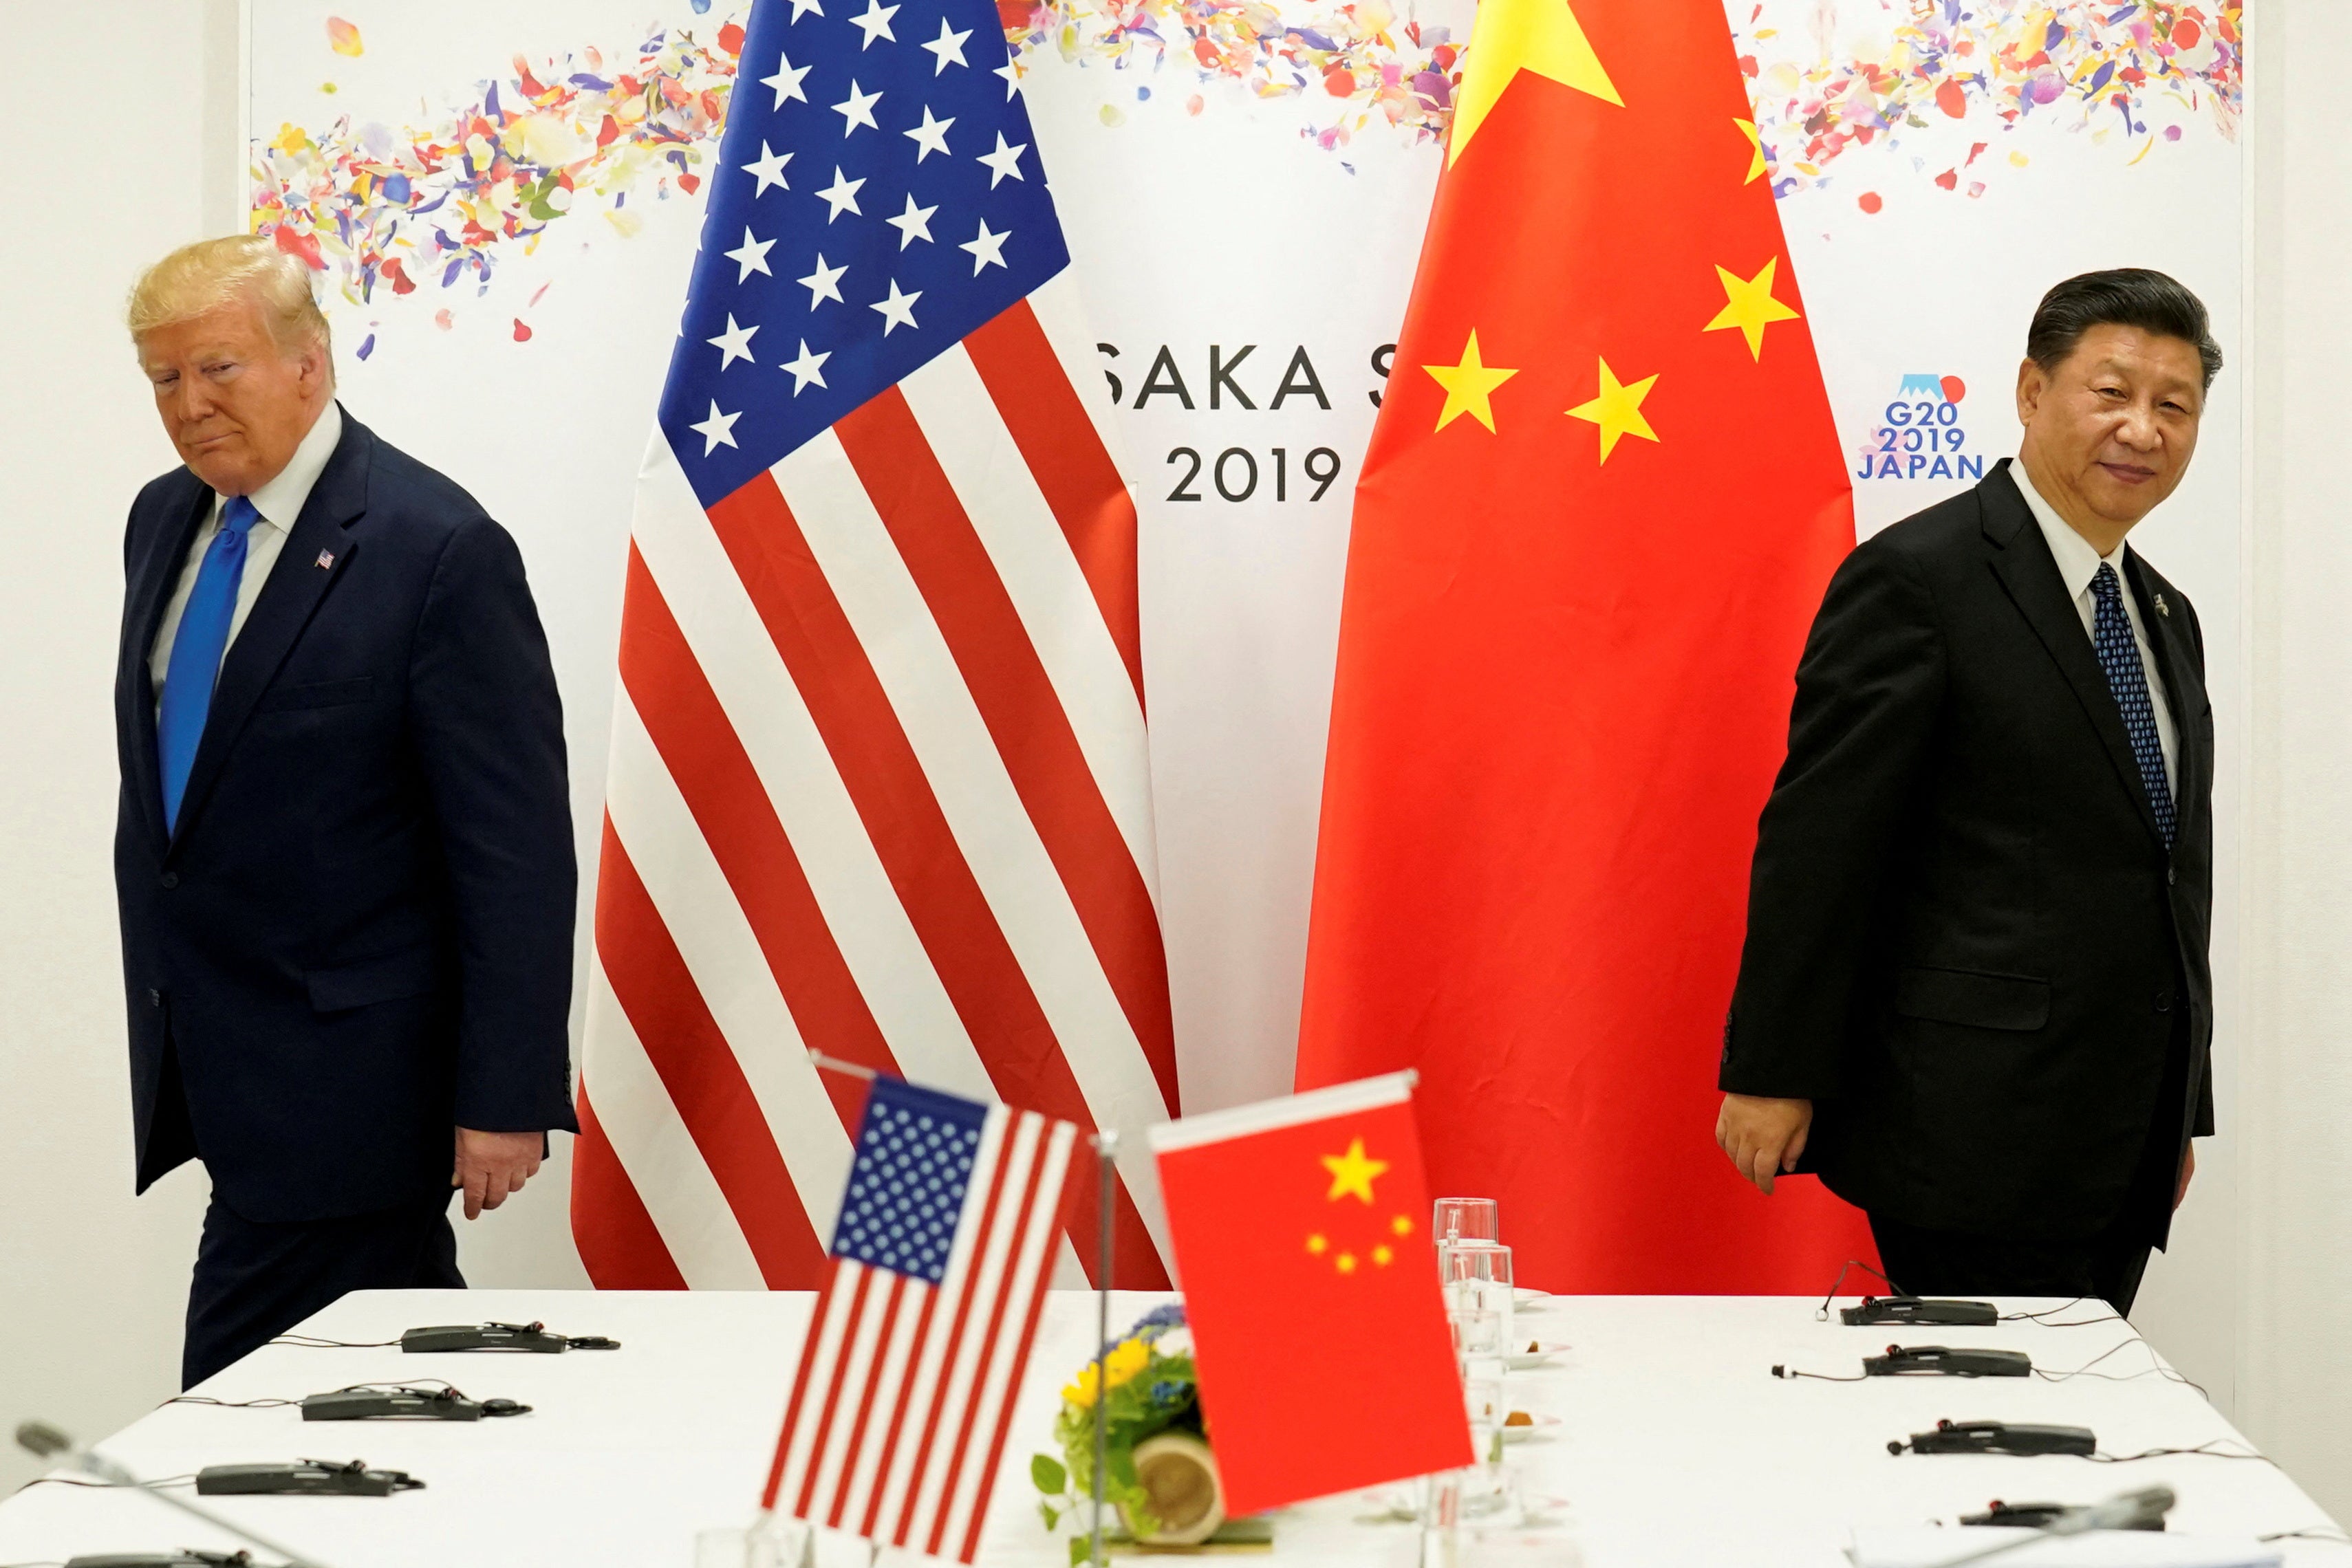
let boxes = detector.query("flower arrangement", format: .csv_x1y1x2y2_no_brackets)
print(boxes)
1032,1303,1210,1559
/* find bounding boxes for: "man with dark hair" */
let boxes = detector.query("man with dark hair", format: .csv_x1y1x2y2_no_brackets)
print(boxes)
1712,268,2220,1313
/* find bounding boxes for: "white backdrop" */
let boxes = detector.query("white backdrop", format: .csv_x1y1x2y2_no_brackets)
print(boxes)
243,0,2246,1305
12,0,2342,1522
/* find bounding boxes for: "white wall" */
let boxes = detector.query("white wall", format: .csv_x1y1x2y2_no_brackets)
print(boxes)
0,1,586,1497
0,2,224,1497
2235,0,2352,1523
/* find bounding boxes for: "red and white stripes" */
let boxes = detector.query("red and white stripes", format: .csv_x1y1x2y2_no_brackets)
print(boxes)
573,274,1175,1290
762,1106,1076,1564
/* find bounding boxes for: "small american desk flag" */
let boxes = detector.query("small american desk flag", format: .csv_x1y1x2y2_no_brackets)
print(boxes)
763,1076,1077,1562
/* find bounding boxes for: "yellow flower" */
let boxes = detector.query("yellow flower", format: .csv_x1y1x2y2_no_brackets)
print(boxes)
1105,1338,1150,1387
1062,1338,1152,1409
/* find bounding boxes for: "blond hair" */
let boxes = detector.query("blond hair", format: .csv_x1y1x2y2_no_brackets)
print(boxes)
127,235,333,365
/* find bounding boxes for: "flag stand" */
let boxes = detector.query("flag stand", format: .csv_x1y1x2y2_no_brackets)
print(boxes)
1089,1129,1118,1568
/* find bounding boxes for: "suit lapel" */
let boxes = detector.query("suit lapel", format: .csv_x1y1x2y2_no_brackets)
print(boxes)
1978,461,2168,847
122,476,213,855
166,413,372,854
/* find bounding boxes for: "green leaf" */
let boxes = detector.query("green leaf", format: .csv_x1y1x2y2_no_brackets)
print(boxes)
1033,1454,1069,1496
1069,1534,1098,1567
1039,1501,1061,1532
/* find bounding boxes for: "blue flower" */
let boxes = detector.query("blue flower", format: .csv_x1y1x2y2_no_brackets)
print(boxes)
1131,1303,1188,1336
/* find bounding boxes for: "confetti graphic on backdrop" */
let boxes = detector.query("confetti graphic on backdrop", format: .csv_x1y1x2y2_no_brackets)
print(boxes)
253,1,2247,355
1737,1,2241,203
250,14,744,332
999,0,1461,151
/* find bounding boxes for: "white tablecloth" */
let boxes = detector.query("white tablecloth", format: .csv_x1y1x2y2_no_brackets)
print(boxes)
0,1289,2340,1567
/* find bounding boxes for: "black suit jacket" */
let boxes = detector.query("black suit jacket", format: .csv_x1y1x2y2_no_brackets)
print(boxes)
1720,460,2213,1242
116,408,579,1224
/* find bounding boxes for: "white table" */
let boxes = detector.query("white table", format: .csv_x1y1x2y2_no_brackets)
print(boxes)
0,1290,2340,1567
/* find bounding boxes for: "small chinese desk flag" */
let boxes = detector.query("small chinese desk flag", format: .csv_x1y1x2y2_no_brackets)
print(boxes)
764,1076,1079,1563
1149,1072,1470,1515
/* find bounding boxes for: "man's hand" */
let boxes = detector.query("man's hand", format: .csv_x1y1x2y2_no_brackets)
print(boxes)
453,1127,544,1221
2175,1143,2197,1210
1716,1094,1814,1196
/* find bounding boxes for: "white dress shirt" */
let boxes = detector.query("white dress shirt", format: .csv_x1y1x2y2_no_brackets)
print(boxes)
149,401,344,702
2009,457,2178,789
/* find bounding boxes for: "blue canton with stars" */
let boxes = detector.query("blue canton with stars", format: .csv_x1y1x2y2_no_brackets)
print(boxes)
831,1076,991,1284
660,0,1070,508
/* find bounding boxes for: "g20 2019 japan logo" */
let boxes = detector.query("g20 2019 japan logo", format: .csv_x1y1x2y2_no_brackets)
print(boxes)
1856,373,1988,483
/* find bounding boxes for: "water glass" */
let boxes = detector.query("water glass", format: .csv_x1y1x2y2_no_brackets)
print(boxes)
1449,1305,1503,1363
1433,1197,1500,1247
1441,1239,1515,1355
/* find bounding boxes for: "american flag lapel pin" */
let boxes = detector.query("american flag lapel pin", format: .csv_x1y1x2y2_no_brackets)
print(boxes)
315,549,336,570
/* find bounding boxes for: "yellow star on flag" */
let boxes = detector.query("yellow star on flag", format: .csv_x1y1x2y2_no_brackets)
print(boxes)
1424,330,1519,433
1321,1137,1391,1204
1565,357,1661,462
1704,257,1802,360
1449,0,1621,164
1735,118,1767,184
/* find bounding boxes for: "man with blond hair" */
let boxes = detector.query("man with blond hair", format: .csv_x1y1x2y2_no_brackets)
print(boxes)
117,235,576,1384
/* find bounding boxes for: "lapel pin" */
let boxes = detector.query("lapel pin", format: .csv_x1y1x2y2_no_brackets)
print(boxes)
2154,592,2169,618
315,550,336,570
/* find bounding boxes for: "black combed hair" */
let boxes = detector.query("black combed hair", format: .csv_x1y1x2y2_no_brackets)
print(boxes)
2026,268,2222,391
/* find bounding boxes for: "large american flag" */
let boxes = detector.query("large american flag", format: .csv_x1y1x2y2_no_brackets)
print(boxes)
570,0,1175,1290
762,1076,1077,1560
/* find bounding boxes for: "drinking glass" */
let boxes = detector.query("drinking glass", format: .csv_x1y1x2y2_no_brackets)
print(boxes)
1458,1369,1525,1525
1433,1197,1500,1248
1449,1305,1502,1364
1442,1240,1515,1356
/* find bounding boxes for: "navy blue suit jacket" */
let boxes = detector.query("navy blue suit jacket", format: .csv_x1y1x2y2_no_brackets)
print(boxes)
116,407,579,1224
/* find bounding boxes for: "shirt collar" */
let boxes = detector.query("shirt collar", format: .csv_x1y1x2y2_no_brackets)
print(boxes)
218,399,344,532
2011,453,2128,600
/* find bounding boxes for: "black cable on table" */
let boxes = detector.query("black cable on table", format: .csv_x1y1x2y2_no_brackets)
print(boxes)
264,1335,400,1349
2088,1439,2276,1466
2002,1297,2124,1328
2032,1338,2208,1398
1816,1259,1907,1319
21,1473,197,1490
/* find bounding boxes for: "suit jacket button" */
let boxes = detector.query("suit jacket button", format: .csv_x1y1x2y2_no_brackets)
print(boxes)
2167,865,2177,886
159,871,180,889
2155,988,2175,1013
147,988,162,1008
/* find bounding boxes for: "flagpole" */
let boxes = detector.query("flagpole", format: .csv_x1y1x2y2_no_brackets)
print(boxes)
1091,1129,1117,1568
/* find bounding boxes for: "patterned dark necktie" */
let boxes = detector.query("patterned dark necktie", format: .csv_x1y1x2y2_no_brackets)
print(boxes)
2090,562,2175,846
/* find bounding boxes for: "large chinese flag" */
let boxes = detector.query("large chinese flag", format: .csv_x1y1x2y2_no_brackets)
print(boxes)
1150,1074,1471,1514
1295,0,1873,1291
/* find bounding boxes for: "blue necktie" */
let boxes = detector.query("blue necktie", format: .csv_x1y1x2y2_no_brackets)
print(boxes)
158,495,262,832
2090,562,2175,846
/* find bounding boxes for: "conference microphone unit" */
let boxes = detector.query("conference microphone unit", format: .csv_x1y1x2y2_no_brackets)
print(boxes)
64,1555,260,1567
1841,1295,2000,1327
1888,1419,2098,1457
1918,1486,2175,1568
1959,1496,2166,1531
14,1420,331,1568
